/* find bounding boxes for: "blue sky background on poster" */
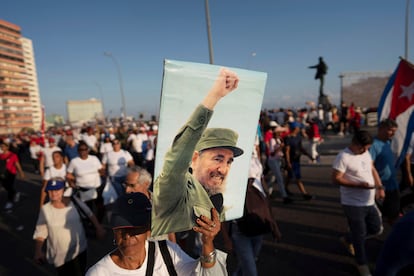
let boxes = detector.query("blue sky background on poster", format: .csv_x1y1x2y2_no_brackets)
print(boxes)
155,60,266,220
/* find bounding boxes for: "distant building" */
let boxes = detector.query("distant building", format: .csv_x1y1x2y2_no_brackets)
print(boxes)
21,37,42,130
340,72,391,109
67,98,103,124
0,19,36,134
45,114,65,127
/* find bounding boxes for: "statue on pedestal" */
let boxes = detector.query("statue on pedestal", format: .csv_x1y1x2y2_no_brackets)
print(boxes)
308,56,328,97
308,56,331,110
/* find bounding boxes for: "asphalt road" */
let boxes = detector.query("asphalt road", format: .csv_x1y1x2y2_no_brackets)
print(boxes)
0,128,392,276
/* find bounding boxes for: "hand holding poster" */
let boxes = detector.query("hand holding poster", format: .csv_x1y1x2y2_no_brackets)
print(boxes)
151,60,267,237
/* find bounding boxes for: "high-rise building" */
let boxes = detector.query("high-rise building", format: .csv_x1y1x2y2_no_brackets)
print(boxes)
67,98,103,124
21,37,42,130
0,19,37,134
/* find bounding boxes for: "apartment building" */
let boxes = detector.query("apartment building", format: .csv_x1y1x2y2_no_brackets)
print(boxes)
0,19,35,134
21,37,42,130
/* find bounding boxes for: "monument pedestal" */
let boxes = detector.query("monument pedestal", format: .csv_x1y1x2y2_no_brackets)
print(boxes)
318,94,332,110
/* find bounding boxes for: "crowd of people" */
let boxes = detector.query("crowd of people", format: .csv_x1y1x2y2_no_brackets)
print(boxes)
0,80,413,275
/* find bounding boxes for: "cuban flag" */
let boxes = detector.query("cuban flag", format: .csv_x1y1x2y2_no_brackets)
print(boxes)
378,58,414,167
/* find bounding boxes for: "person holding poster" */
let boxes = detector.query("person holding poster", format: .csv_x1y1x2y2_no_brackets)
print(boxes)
151,68,243,245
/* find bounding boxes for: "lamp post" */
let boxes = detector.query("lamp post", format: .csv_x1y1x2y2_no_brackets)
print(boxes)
104,52,127,118
94,81,105,122
205,0,214,64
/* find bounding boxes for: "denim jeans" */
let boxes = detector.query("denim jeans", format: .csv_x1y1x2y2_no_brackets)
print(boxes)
267,158,287,198
342,204,383,265
231,222,263,276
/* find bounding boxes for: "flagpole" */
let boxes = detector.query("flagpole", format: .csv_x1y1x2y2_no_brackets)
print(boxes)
405,0,410,60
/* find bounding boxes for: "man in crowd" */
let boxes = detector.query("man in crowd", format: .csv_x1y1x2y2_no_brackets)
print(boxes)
87,192,226,275
332,130,385,276
369,119,400,225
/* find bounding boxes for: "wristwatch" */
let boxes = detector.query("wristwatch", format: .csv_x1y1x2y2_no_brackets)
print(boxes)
200,250,217,264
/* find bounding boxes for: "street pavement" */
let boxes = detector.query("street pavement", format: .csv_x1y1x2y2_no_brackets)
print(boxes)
0,128,392,275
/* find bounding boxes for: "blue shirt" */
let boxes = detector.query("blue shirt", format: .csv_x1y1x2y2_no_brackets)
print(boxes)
64,144,79,162
369,138,399,191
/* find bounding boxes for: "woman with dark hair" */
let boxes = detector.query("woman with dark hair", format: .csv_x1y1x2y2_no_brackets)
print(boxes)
40,151,71,208
66,141,104,216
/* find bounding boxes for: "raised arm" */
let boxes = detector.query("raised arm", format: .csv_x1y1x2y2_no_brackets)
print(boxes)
201,68,239,110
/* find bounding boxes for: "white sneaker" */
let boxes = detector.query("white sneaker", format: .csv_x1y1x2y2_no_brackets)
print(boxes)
357,265,372,276
4,202,13,210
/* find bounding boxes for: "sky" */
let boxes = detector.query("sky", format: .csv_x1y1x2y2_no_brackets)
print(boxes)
2,0,411,119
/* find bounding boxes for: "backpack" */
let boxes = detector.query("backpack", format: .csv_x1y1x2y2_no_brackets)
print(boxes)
236,178,281,239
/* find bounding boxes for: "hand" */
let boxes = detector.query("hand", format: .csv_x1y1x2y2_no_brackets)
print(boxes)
211,68,239,98
375,188,385,201
193,208,221,244
202,69,239,110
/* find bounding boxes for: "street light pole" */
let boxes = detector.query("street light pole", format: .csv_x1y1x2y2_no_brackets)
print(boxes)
94,81,105,122
104,52,127,118
405,0,410,60
205,0,214,64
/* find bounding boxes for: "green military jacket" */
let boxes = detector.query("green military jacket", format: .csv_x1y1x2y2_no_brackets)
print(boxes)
151,104,225,237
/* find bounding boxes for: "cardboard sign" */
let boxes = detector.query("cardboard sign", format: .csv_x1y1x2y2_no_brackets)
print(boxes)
152,59,266,236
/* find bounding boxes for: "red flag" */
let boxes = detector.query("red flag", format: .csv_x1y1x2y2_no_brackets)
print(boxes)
41,105,45,146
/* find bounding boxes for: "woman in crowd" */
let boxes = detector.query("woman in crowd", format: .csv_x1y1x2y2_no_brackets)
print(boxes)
40,151,71,208
66,141,104,217
33,178,105,276
101,138,134,196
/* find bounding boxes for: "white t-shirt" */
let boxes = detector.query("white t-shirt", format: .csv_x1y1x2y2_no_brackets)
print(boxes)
249,153,266,197
268,137,284,161
30,144,42,159
102,150,133,177
42,146,62,168
67,156,102,189
82,134,98,151
33,200,91,267
86,240,227,276
131,133,149,153
43,164,72,197
100,142,113,155
332,147,375,206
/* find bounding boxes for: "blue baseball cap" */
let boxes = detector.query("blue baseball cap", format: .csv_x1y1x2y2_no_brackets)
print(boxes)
45,179,65,191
